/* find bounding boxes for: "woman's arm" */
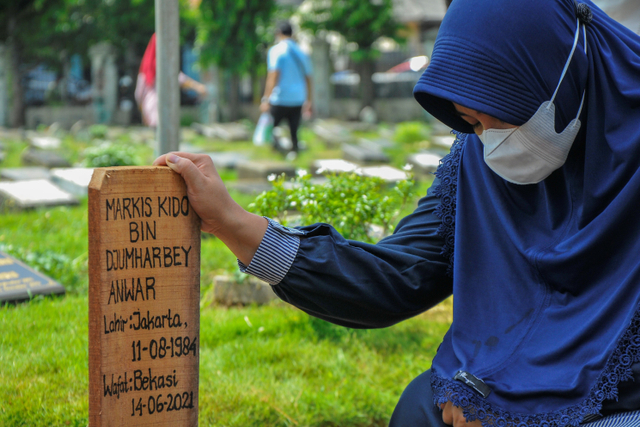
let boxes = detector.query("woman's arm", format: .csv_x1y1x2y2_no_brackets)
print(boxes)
154,152,452,328
270,185,452,328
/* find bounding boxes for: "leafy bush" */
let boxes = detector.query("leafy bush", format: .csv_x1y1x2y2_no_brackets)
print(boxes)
394,121,431,145
88,124,109,139
249,171,416,243
81,141,143,167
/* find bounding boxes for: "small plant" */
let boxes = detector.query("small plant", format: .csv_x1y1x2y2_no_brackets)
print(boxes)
394,121,431,145
249,170,416,243
88,124,109,139
81,141,143,167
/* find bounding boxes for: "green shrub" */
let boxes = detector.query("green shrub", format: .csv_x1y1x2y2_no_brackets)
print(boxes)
88,124,109,139
394,121,431,145
249,171,416,243
180,114,197,127
81,141,143,167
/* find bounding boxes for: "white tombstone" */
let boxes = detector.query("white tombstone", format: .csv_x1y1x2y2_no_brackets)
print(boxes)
407,152,443,176
312,159,359,175
0,167,51,182
358,166,408,183
432,135,455,149
0,179,77,210
50,167,95,196
29,136,62,150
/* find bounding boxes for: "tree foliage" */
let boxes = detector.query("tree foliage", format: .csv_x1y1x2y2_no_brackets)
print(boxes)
0,0,161,66
0,0,199,125
299,0,400,62
194,0,276,74
299,0,402,108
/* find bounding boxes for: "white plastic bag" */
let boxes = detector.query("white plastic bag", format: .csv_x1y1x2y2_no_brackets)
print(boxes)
253,113,274,145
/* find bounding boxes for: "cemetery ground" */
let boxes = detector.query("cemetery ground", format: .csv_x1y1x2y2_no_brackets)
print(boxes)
0,121,453,426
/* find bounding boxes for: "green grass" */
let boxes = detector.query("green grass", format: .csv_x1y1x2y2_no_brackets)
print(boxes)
0,124,451,426
0,294,451,427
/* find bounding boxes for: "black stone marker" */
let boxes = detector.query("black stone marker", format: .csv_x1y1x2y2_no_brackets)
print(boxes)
0,251,65,303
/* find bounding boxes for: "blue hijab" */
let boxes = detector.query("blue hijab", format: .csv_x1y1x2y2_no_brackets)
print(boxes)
413,0,640,425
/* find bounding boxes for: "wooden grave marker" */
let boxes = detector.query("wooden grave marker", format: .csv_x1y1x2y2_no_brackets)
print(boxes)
89,167,200,426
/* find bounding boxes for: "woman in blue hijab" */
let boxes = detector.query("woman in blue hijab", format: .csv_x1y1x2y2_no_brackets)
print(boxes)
154,0,640,425
405,0,640,425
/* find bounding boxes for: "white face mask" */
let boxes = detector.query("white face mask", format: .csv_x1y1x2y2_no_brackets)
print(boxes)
477,19,587,185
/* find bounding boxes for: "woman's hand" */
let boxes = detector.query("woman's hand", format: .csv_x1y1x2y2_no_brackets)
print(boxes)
153,152,267,265
441,402,483,427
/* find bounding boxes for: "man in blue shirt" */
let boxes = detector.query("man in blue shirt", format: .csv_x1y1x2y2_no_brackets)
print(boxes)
260,21,313,159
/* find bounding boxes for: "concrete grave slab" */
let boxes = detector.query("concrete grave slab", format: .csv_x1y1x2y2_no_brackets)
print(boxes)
407,152,443,177
0,251,66,303
206,151,249,169
0,179,77,210
358,137,395,151
342,143,390,164
236,160,296,181
128,127,156,144
29,135,62,150
432,135,455,150
311,120,354,147
50,167,95,196
212,123,250,141
191,122,217,138
22,148,71,168
214,275,277,306
359,165,409,183
192,122,249,141
311,159,359,176
341,120,379,133
179,142,205,154
0,167,51,182
180,127,199,141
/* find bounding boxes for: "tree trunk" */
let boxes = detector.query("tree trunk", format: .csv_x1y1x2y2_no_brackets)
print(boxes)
7,16,24,128
358,58,375,110
228,73,240,122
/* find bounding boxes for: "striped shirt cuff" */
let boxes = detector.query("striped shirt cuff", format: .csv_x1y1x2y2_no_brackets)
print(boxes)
238,218,303,285
584,410,640,427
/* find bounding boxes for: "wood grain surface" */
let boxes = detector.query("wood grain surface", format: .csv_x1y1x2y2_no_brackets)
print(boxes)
89,167,200,427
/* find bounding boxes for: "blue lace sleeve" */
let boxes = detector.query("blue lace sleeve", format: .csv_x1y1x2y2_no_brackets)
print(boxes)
432,131,466,277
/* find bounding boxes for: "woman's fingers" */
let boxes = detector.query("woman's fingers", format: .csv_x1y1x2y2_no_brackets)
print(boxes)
442,401,454,425
153,152,232,234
